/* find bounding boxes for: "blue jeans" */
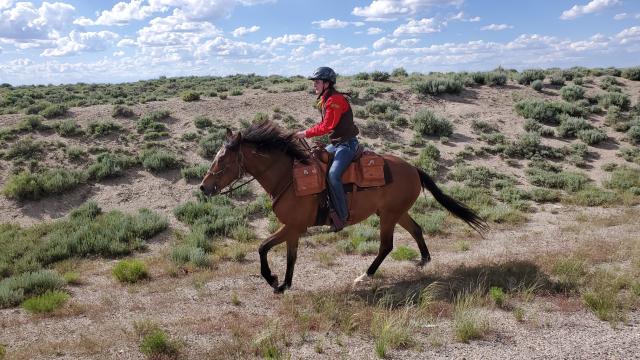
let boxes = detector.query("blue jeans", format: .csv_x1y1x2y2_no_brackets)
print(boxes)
326,137,359,221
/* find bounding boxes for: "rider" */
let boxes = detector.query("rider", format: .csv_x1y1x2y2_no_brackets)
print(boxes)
294,66,360,232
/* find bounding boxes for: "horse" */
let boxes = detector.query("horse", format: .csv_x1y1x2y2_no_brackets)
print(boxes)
199,120,488,293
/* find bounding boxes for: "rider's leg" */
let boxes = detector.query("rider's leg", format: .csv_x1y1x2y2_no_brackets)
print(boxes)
328,143,356,222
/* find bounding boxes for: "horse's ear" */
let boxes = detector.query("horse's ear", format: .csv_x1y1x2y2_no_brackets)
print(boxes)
225,128,233,140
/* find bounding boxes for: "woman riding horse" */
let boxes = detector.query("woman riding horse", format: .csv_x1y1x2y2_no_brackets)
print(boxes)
294,66,358,232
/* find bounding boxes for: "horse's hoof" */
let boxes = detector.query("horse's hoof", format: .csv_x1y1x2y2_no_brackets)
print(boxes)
415,257,431,268
274,284,289,294
269,276,279,289
353,273,372,285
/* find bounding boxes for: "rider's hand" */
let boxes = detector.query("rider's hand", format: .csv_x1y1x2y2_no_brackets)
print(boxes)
294,131,306,139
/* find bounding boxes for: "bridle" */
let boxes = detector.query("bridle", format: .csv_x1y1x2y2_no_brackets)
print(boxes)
206,143,255,196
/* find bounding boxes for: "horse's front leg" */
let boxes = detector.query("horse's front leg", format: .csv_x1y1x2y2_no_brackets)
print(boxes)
258,225,293,290
276,236,300,293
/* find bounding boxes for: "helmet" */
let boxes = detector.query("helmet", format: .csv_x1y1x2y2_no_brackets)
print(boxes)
309,66,337,84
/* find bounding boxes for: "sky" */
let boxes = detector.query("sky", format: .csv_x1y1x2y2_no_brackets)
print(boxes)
0,0,639,85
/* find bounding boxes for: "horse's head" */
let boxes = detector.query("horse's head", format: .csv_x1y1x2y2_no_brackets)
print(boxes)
199,128,243,196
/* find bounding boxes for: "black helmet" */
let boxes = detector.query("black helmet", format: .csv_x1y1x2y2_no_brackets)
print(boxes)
309,66,337,84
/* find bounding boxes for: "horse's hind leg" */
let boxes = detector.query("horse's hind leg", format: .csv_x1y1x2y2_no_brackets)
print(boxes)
355,213,397,284
398,212,431,267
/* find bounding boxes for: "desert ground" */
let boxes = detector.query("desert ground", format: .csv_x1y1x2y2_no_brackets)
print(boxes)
0,69,639,359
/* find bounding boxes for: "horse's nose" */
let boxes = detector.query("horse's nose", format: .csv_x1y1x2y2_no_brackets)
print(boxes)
199,185,206,193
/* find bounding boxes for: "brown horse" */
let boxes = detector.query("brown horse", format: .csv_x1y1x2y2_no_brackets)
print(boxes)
200,121,487,293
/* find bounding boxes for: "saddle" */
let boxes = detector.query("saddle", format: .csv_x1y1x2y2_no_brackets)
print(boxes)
292,144,387,197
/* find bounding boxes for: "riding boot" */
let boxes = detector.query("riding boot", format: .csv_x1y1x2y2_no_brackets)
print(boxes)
329,210,346,232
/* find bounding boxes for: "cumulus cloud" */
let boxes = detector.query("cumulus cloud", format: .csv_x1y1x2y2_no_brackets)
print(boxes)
367,27,384,35
309,43,368,59
0,0,14,10
262,34,322,47
76,0,155,26
393,18,441,36
113,50,125,56
373,36,420,50
352,0,463,21
560,0,620,20
0,1,76,41
136,10,221,47
613,13,640,20
615,26,640,44
313,18,349,29
232,25,260,37
449,11,480,22
481,24,513,31
42,30,119,56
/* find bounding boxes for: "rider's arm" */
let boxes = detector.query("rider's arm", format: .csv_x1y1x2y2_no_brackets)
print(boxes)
304,97,345,138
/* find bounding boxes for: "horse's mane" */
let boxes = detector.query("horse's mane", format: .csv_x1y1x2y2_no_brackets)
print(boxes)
226,120,310,163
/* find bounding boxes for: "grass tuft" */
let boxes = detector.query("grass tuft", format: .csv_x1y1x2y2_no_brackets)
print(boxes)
21,290,69,313
112,259,149,283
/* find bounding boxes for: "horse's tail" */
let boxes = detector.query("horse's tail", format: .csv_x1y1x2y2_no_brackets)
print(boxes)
416,168,489,234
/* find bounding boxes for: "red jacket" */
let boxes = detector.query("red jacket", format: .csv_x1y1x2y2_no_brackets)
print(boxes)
304,92,350,138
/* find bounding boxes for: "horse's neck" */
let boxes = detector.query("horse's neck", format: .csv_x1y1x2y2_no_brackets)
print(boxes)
242,146,292,198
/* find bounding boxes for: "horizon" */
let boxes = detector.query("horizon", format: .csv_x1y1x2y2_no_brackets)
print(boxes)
1,0,640,86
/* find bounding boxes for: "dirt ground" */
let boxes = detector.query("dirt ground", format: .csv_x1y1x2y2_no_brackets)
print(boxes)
0,76,639,359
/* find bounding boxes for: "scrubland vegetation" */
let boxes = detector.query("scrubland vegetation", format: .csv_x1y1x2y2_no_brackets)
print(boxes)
0,65,639,358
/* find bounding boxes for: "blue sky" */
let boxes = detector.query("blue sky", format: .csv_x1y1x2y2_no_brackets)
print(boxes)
1,0,639,85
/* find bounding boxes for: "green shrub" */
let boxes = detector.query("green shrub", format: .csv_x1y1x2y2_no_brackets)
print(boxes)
548,72,565,86
412,76,463,95
87,120,122,136
194,115,213,129
560,85,585,102
0,270,65,308
503,133,562,159
517,69,545,85
618,147,640,164
112,259,148,283
87,152,138,180
25,102,51,115
39,104,67,118
628,125,640,144
556,116,592,138
598,92,630,110
198,129,226,158
21,290,69,313
411,109,453,137
140,329,180,359
449,165,514,188
485,71,508,86
390,246,418,261
230,89,243,96
3,168,86,200
514,99,587,125
604,167,640,192
370,71,390,82
5,137,43,161
391,67,408,77
53,119,84,137
531,80,543,91
525,168,590,192
365,100,400,114
413,143,440,177
139,149,179,171
577,128,607,145
17,115,48,131
565,187,620,206
112,104,135,118
354,72,370,80
489,287,506,307
219,93,227,100
181,163,209,181
66,146,87,161
622,67,640,81
181,91,200,102
600,76,620,91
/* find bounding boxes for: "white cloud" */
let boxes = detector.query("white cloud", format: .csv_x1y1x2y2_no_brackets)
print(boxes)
560,0,620,20
42,30,119,56
393,18,441,36
113,50,125,56
313,18,349,29
0,1,75,41
373,36,419,50
449,11,480,22
352,0,463,21
481,24,513,31
309,43,368,59
81,0,155,26
232,25,260,37
367,27,384,35
262,34,322,47
117,38,137,47
0,0,14,10
195,36,264,58
615,26,640,44
613,13,640,20
136,10,221,47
